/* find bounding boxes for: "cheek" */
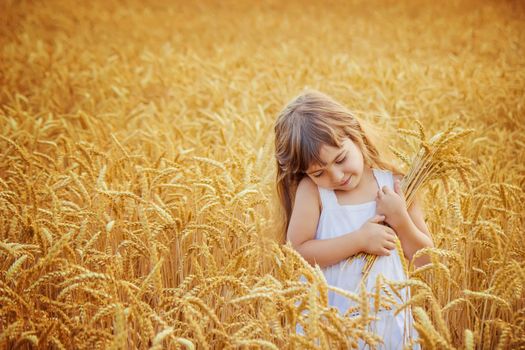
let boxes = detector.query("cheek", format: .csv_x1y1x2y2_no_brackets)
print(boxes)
344,157,362,172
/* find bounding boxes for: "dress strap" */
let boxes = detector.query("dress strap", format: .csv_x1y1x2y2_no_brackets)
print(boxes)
372,168,395,191
317,186,339,210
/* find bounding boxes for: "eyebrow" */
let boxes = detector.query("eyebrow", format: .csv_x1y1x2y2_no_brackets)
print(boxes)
306,150,346,175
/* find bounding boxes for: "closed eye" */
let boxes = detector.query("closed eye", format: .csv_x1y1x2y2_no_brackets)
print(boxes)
312,156,346,178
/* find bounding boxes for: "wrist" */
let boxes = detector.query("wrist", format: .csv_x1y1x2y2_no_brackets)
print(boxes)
353,228,365,252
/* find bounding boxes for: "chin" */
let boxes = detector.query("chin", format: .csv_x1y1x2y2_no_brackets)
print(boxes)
338,183,353,191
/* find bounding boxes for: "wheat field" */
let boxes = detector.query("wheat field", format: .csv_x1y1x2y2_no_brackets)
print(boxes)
1,0,524,349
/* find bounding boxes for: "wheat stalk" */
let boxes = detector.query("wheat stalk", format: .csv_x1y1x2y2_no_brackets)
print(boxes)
348,124,474,285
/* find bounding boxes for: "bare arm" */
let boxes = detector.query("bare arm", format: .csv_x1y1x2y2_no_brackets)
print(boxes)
390,175,434,268
287,177,365,269
295,231,365,269
398,193,434,268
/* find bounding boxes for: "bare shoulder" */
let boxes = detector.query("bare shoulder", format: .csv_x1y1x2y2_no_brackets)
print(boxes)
287,176,321,246
296,176,321,209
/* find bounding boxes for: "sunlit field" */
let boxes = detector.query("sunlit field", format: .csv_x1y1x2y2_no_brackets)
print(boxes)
1,0,524,349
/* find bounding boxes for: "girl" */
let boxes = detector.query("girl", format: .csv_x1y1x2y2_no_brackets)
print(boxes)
274,89,434,349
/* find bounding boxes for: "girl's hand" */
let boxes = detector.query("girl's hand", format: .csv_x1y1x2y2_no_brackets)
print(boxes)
358,214,397,256
376,179,410,229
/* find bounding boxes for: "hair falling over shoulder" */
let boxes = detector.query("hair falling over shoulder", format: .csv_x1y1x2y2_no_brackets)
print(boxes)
273,89,402,243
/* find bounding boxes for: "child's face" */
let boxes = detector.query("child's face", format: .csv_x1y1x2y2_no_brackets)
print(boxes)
305,137,365,190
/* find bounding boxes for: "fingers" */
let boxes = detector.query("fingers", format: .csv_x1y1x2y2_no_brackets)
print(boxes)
379,242,396,256
382,185,394,195
385,226,396,236
369,214,385,223
382,224,396,241
385,241,396,250
382,226,397,243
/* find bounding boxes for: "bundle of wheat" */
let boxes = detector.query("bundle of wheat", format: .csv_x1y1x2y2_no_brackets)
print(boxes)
351,122,475,286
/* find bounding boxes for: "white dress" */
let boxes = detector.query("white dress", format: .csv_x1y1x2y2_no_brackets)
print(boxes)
296,168,420,349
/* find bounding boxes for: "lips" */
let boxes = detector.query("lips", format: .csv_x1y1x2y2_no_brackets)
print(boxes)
340,176,351,186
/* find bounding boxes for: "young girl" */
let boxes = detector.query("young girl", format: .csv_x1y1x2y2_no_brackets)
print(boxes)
274,89,434,349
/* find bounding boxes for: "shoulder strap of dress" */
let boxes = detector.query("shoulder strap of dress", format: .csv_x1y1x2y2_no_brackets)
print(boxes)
317,186,338,210
372,168,395,190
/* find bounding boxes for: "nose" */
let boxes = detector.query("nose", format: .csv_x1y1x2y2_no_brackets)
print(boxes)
330,167,345,184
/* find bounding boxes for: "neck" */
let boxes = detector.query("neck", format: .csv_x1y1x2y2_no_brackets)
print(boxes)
356,166,373,190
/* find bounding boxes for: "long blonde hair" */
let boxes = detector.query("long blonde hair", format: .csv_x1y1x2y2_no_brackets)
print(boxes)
274,89,400,243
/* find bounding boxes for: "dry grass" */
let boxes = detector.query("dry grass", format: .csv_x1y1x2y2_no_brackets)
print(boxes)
1,0,524,349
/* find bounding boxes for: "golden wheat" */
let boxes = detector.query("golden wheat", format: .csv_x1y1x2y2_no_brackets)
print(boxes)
1,0,524,348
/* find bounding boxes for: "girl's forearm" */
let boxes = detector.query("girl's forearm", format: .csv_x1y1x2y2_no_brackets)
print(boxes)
391,214,434,267
294,230,364,269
